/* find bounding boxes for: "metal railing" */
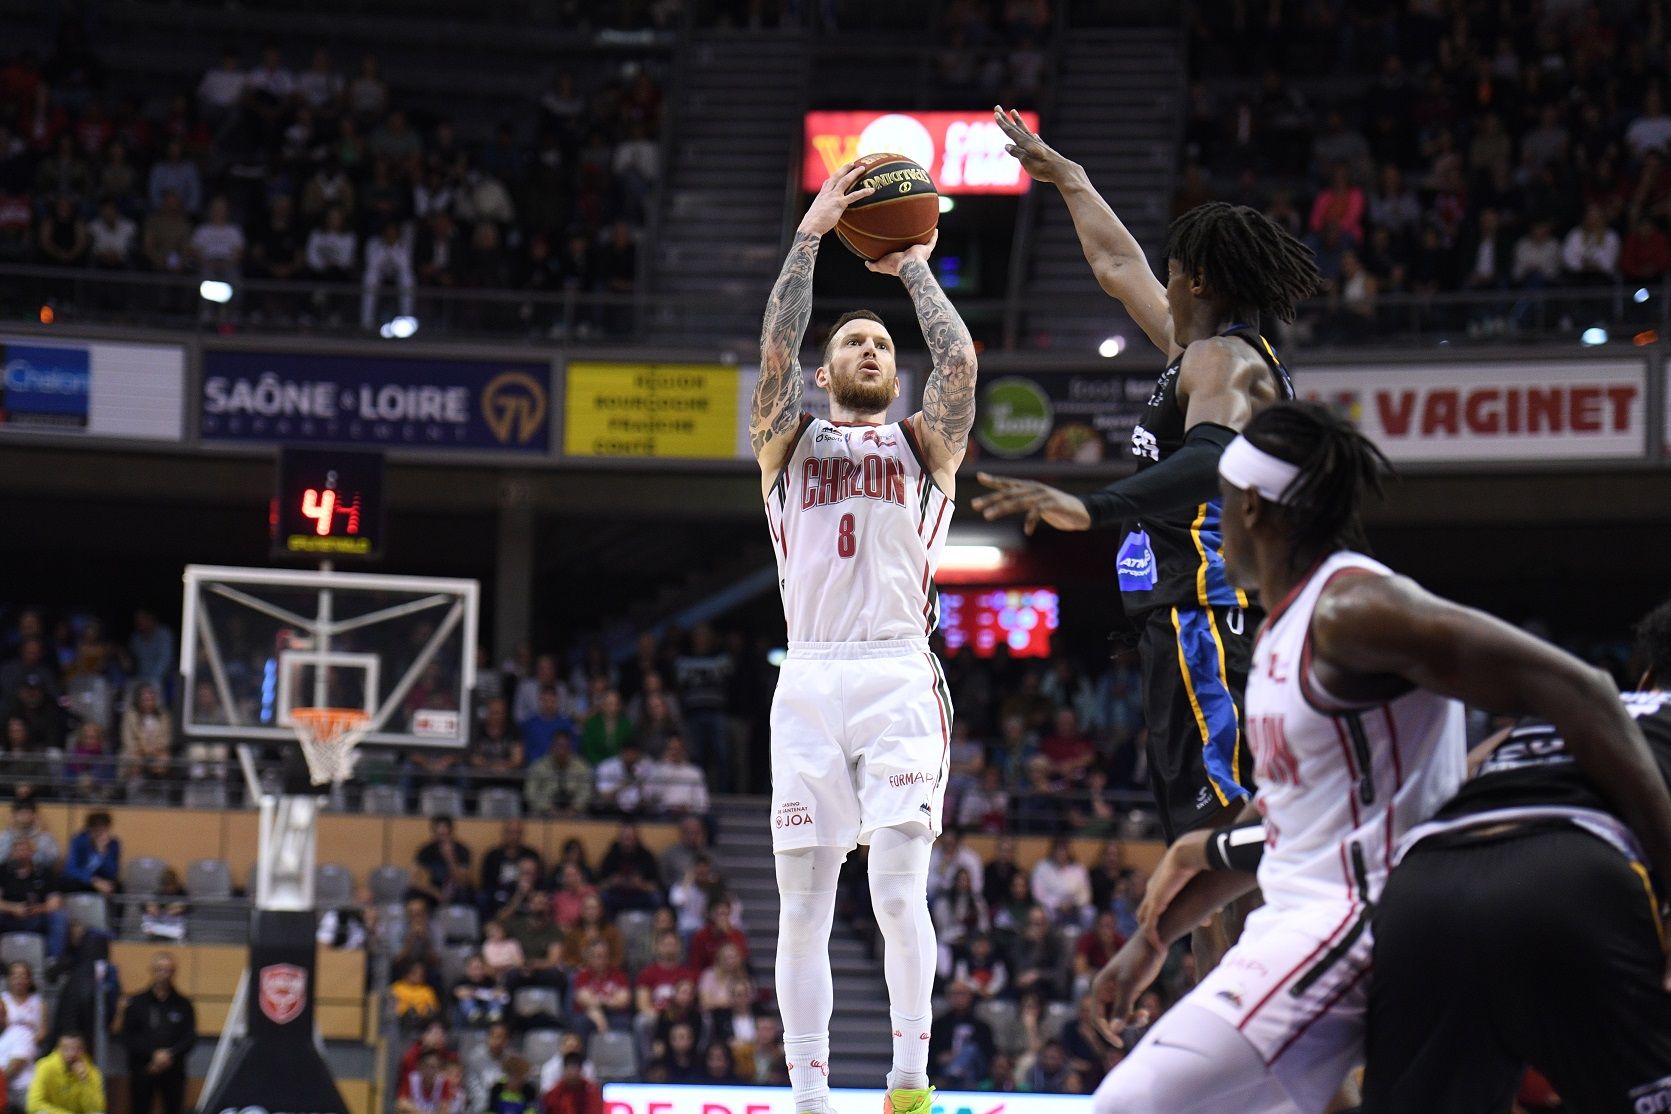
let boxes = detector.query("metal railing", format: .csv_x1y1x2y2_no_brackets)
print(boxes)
5,261,1667,353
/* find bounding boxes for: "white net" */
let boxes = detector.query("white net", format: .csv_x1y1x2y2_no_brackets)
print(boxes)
290,708,370,786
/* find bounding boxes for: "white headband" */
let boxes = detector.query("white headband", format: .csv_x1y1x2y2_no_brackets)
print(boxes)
1218,435,1302,504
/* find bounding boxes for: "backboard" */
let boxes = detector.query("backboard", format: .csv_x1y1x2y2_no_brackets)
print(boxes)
180,564,479,748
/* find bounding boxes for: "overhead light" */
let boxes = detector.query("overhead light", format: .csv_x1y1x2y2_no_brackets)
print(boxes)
1098,335,1126,358
940,545,1005,572
199,280,234,304
381,315,419,339
938,195,955,214
1635,287,1651,304
1580,326,1608,346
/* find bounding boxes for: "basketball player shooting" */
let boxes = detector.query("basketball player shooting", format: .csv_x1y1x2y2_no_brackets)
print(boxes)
752,160,978,1114
972,106,1321,965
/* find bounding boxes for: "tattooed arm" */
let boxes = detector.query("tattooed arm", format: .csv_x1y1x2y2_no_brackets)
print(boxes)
752,162,873,489
867,230,978,496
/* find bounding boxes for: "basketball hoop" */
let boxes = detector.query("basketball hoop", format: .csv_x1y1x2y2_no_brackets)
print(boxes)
289,708,371,786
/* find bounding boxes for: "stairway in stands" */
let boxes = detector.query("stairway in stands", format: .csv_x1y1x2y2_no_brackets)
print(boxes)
648,33,809,351
711,794,894,1089
1020,26,1183,352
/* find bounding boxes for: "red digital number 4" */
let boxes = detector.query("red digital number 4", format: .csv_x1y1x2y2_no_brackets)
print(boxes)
301,487,337,535
836,512,856,558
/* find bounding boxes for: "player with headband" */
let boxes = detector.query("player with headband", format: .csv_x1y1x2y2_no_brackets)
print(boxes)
1082,401,1671,1114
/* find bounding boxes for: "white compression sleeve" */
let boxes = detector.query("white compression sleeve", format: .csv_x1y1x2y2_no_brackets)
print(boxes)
868,823,935,1091
776,845,846,1112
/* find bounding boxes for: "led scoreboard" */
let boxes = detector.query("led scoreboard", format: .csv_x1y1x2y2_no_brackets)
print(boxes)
271,447,386,559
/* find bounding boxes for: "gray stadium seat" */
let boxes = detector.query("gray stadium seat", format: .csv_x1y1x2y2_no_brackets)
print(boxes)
476,788,521,819
618,910,656,972
522,1029,564,1071
369,865,411,904
314,864,354,908
513,987,561,1021
419,785,464,819
64,893,107,932
0,934,44,983
183,781,228,809
439,943,475,987
438,904,480,945
976,999,1024,1054
1043,1000,1076,1036
456,1029,491,1068
185,859,233,899
124,856,168,895
589,1031,639,1082
128,781,172,806
362,785,405,816
378,909,408,953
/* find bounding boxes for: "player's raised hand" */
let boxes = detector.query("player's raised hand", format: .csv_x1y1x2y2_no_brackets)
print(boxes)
1090,933,1166,1047
994,106,1073,184
799,161,877,237
972,473,1092,534
866,229,938,277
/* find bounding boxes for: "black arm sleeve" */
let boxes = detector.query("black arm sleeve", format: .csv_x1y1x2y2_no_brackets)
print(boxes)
1203,820,1266,873
1078,422,1238,530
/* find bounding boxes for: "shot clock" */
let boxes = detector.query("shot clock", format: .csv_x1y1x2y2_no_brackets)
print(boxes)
271,447,386,559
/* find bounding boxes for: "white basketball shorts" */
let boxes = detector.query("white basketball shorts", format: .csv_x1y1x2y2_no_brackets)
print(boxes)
1109,900,1369,1113
769,638,951,853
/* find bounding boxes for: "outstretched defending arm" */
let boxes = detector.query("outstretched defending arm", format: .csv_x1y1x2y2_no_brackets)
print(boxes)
753,162,874,481
866,232,978,493
995,106,1177,360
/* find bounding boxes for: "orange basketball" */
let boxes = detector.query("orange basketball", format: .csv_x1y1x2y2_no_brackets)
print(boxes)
835,152,940,261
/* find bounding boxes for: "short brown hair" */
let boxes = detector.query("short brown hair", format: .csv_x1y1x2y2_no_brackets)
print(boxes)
821,309,887,367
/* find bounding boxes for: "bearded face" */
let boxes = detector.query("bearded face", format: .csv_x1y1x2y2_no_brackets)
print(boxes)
820,318,900,415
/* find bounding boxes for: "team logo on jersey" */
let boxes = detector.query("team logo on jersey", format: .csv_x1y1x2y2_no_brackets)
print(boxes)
1215,988,1244,1008
861,428,897,448
258,963,307,1025
774,800,813,829
1131,424,1160,461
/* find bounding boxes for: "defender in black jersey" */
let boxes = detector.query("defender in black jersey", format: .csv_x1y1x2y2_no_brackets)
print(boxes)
975,108,1322,843
1361,600,1671,1114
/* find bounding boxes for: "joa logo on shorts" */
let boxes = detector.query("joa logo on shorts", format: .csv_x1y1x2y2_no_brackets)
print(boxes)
482,371,547,445
774,800,813,829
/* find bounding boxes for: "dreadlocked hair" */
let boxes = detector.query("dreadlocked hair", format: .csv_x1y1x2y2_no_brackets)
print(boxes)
1164,202,1323,323
1632,597,1671,685
1241,400,1392,562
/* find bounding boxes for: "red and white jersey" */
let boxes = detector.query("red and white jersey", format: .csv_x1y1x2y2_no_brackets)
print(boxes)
1244,550,1465,911
765,414,952,644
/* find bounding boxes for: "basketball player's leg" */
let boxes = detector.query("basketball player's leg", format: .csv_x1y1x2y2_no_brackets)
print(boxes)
868,821,936,1095
1090,1003,1295,1114
776,843,850,1113
1149,606,1258,970
848,646,950,1105
770,655,862,1113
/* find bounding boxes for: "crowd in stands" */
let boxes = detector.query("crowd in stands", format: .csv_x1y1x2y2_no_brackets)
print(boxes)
0,20,662,335
1181,0,1671,340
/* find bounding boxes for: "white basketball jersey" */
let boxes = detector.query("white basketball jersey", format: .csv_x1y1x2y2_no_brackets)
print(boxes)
764,415,952,644
1244,551,1465,910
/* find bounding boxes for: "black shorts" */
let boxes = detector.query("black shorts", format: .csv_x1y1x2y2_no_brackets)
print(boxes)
1364,823,1671,1114
1136,604,1256,843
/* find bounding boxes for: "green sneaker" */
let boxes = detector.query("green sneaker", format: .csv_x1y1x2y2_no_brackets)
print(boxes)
884,1087,934,1114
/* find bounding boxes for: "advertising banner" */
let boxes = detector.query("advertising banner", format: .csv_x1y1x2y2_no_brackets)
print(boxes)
0,336,183,440
803,111,1040,194
200,350,551,453
603,1084,1085,1114
971,370,1157,465
733,366,916,458
565,361,740,459
1299,360,1647,463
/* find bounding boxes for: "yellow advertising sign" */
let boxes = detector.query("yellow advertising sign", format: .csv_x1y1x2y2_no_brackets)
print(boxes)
564,361,739,458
